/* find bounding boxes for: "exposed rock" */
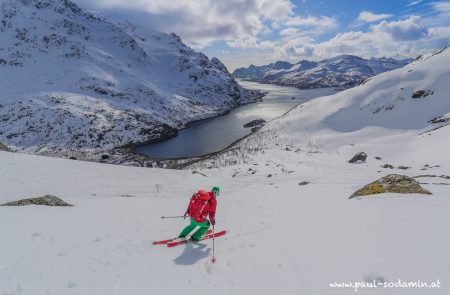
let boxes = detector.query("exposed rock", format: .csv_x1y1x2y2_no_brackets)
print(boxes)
428,116,450,124
381,164,394,169
192,170,207,177
243,119,266,128
0,142,10,151
375,156,382,160
349,174,432,199
298,181,310,186
398,166,410,170
1,195,73,206
267,174,273,178
348,152,367,163
101,154,110,160
412,89,434,99
120,194,135,198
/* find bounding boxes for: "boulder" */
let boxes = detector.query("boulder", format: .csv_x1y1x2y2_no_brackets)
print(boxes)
348,152,367,163
243,119,266,128
398,166,410,170
349,174,431,199
411,89,433,99
1,195,73,206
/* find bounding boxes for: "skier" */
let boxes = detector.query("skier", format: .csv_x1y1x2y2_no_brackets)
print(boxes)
178,186,220,241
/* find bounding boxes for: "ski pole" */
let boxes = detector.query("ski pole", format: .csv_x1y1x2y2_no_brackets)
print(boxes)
211,224,216,263
160,215,184,219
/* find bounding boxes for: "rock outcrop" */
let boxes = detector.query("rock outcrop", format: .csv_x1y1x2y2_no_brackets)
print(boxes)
0,142,10,151
243,119,266,128
348,152,367,163
1,195,73,206
349,174,432,199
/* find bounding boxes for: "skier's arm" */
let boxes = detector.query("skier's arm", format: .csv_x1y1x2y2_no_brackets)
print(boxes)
184,194,195,219
209,198,217,225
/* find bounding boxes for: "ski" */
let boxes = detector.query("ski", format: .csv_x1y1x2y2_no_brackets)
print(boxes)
167,230,226,248
153,230,212,245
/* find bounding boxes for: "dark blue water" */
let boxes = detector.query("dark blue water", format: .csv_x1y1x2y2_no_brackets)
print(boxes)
135,80,338,159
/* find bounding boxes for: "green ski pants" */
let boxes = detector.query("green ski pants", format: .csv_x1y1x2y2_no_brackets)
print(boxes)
178,218,210,241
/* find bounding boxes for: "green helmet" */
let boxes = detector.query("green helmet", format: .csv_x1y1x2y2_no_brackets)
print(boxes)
212,186,220,196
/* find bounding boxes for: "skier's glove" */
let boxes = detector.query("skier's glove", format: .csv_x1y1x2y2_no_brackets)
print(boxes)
183,209,189,220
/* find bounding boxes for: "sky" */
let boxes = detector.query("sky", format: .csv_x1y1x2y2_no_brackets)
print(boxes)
73,0,450,71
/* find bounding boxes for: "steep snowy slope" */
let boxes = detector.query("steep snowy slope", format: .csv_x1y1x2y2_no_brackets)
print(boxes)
0,0,259,158
233,55,412,89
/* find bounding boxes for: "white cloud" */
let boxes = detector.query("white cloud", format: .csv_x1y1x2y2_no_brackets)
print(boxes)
226,36,275,49
272,16,449,62
75,0,295,48
275,15,338,39
279,27,298,36
432,2,450,12
373,16,428,41
357,11,392,23
428,25,450,40
407,0,422,7
285,15,337,29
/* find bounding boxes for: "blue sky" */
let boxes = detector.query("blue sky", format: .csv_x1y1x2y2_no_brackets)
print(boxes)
75,0,450,70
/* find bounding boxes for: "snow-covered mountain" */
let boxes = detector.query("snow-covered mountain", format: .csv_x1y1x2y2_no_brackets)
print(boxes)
0,0,260,159
233,55,412,89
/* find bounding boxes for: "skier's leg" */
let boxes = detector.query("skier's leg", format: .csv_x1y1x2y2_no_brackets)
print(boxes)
178,219,198,238
191,220,210,241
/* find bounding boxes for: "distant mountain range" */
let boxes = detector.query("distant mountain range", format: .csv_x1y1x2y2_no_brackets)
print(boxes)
233,55,413,89
0,0,260,161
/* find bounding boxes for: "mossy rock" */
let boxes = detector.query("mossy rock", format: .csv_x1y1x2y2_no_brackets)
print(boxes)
0,195,73,206
0,142,10,152
349,174,431,199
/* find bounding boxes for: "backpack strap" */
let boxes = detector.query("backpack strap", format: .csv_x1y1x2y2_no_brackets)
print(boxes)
198,199,208,216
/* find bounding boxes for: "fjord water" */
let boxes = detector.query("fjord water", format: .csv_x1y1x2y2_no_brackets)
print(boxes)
135,80,338,159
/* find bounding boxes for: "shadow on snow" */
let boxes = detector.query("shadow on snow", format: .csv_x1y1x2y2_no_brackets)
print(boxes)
173,242,211,265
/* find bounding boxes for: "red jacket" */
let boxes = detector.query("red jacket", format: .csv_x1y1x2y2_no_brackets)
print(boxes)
186,191,217,224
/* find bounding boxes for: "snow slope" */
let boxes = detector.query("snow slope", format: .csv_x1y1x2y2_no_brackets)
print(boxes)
1,46,450,294
256,45,450,150
0,0,259,156
1,134,449,295
233,55,412,89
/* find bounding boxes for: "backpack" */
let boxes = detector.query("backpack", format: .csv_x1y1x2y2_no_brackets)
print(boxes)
189,190,211,219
